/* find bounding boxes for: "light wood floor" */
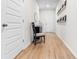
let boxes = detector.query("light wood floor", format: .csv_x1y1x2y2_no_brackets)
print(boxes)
15,33,76,59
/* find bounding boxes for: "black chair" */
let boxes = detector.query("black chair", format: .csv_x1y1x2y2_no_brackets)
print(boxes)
32,22,45,45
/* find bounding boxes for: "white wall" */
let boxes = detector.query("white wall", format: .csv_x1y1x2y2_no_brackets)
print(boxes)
39,9,56,32
34,3,40,22
56,0,77,56
23,0,39,49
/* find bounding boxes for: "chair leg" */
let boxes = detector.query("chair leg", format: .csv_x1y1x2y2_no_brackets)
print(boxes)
34,40,36,45
41,37,42,43
34,37,36,45
44,36,45,43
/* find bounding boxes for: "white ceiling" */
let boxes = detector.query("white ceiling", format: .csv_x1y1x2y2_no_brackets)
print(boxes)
36,0,59,10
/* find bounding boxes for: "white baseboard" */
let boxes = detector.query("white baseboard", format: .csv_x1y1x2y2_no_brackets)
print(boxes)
56,33,76,58
14,42,31,59
23,42,31,50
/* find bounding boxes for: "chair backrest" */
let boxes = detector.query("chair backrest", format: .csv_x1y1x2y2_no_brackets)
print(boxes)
32,22,36,36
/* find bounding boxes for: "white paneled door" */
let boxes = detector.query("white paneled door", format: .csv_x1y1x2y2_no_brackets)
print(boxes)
1,0,24,59
40,10,56,32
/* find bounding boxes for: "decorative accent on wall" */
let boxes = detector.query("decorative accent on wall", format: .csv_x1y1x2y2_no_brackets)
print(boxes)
57,15,67,24
57,0,67,15
34,12,37,22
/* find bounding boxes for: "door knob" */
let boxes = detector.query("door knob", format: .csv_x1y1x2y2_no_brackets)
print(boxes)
2,24,8,27
2,24,8,32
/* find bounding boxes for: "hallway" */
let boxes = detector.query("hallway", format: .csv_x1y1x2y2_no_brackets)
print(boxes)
15,33,76,59
1,0,77,58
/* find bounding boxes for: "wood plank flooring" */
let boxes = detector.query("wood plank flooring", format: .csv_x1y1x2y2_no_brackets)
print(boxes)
15,33,76,59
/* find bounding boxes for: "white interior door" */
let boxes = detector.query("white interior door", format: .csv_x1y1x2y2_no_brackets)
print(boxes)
1,0,24,59
40,10,56,32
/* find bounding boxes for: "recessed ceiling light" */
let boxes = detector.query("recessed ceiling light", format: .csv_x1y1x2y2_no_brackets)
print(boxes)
46,4,50,8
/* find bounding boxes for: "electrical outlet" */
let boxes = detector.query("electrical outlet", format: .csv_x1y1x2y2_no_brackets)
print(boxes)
22,39,24,43
22,19,24,23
